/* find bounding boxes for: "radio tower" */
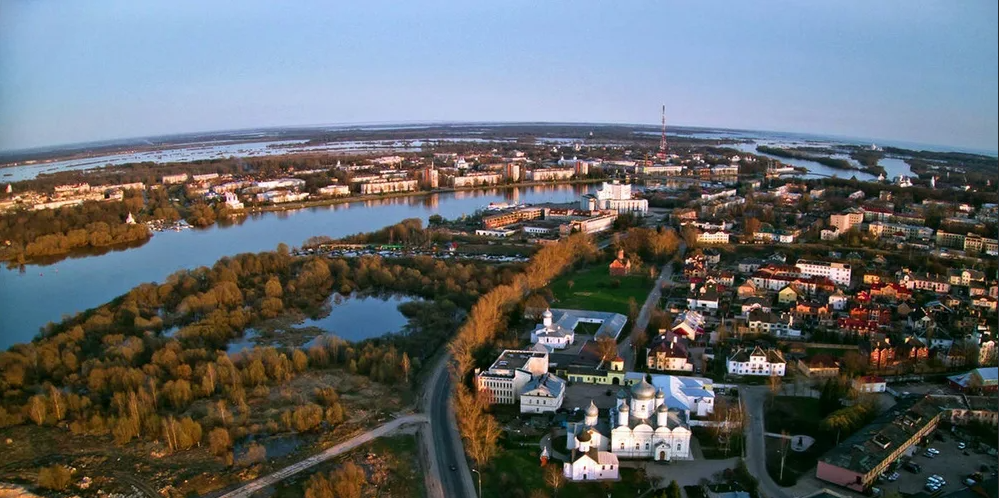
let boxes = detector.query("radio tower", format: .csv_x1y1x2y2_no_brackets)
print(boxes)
657,104,668,160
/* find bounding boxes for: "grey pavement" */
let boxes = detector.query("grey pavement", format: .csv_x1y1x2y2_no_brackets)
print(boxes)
742,386,790,498
619,255,679,371
426,356,478,498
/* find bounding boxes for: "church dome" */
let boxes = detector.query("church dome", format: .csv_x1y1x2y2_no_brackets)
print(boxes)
618,402,630,412
586,401,599,417
631,378,656,400
542,308,553,319
576,429,592,443
657,403,669,413
655,388,665,399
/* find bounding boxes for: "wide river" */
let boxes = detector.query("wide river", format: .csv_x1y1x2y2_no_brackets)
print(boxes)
0,184,587,349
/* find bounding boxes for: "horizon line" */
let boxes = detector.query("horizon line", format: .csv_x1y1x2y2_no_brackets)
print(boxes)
2,120,996,159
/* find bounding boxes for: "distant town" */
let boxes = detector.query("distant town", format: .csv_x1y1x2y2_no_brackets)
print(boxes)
0,122,996,498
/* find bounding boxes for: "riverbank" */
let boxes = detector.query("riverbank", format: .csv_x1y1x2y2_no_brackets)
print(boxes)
244,177,606,215
1,179,601,266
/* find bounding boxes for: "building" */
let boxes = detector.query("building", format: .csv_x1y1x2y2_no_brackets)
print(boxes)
697,230,732,244
482,207,543,229
646,334,693,372
816,397,945,492
531,309,575,349
899,272,951,294
359,179,418,195
531,308,628,349
161,173,189,185
609,250,632,276
451,172,502,188
829,210,864,232
947,367,999,393
746,310,801,338
476,349,550,404
868,222,933,240
318,185,350,197
560,212,617,235
504,163,521,182
420,167,440,189
797,355,841,378
727,346,786,376
609,378,693,460
520,373,566,414
796,260,852,287
580,181,649,215
852,376,887,393
528,167,574,182
563,440,620,482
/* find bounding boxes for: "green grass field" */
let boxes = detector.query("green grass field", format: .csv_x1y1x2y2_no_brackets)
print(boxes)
482,448,643,498
548,266,653,315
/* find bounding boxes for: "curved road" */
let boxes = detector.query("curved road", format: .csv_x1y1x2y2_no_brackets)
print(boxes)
217,414,427,498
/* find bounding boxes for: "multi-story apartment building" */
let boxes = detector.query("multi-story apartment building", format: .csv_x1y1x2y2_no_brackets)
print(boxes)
796,259,852,287
476,349,550,405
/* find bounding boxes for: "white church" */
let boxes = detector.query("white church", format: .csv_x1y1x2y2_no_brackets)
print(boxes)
563,377,695,481
531,309,575,349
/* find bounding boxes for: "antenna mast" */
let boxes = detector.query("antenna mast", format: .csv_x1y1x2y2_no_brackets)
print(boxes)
658,104,668,159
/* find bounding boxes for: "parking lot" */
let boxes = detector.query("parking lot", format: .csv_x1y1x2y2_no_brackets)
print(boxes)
877,439,998,496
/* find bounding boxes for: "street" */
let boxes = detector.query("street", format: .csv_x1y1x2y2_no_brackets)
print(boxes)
619,243,684,370
741,386,790,498
424,355,477,498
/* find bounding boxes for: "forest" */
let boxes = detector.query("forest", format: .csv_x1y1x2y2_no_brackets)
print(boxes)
0,219,522,487
0,191,153,263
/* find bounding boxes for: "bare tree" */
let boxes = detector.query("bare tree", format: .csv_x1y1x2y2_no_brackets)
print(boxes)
545,464,565,498
596,336,619,362
768,372,783,406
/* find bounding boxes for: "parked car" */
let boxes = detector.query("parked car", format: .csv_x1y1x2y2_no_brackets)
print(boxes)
927,448,941,455
957,442,967,450
964,478,977,486
888,472,899,482
904,462,922,473
923,451,936,458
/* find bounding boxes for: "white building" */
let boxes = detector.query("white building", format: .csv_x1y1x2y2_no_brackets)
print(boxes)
531,309,575,349
609,378,693,461
563,413,620,482
795,259,852,287
580,181,648,215
520,373,566,414
360,179,418,195
476,349,549,405
318,184,350,197
726,346,786,377
697,230,732,245
746,310,801,338
852,376,887,393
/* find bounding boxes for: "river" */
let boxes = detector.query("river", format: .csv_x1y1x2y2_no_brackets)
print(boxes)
0,184,587,349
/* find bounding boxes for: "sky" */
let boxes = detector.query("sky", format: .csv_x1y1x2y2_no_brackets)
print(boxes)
1,1,997,153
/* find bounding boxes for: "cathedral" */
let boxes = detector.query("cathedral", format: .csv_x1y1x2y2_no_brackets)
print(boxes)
566,377,693,465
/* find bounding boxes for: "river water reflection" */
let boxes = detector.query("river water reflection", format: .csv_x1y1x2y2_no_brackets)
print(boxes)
0,185,586,349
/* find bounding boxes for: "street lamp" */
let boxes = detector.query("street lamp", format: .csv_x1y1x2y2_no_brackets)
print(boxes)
471,468,482,498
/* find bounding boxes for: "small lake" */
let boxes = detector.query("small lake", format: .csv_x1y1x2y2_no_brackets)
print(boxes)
878,157,914,180
302,293,417,344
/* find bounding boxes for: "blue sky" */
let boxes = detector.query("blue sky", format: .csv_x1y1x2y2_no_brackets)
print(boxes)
1,1,996,153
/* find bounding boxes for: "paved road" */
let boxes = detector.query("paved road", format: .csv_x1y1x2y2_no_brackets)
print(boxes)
426,360,477,498
217,414,427,498
742,386,790,498
619,244,684,371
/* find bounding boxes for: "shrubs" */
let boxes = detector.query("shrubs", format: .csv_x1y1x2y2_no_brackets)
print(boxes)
37,465,73,491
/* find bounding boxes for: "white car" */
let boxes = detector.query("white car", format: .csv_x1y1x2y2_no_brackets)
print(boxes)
888,472,899,482
927,448,941,455
957,442,967,450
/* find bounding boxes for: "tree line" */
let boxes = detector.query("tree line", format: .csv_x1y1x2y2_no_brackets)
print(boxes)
447,233,598,470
